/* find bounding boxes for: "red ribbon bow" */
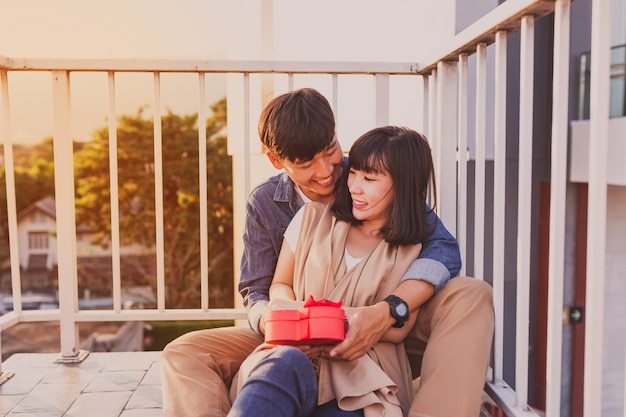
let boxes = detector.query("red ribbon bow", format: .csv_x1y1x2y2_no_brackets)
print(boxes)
303,295,342,308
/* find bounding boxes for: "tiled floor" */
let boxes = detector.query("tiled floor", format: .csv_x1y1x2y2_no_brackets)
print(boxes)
0,350,504,417
0,351,162,417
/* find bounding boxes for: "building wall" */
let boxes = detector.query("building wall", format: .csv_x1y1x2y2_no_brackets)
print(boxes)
603,185,626,416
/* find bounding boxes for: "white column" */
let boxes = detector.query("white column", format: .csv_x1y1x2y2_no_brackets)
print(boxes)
584,0,611,415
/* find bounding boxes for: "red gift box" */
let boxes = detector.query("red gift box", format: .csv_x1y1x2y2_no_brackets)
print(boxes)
264,296,346,345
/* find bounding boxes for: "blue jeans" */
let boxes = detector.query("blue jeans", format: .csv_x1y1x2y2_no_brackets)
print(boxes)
228,346,363,417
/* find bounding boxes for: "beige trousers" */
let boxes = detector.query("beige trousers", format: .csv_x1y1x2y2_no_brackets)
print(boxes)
406,277,494,417
160,277,494,417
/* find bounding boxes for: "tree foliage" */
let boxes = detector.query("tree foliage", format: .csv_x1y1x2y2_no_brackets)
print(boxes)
74,98,233,308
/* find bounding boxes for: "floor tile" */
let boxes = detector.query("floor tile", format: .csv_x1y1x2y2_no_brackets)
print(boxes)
98,352,157,372
0,368,49,395
84,370,145,392
2,353,59,369
126,385,162,409
120,409,164,417
64,391,131,417
8,381,85,416
0,395,23,416
140,363,161,386
40,363,101,385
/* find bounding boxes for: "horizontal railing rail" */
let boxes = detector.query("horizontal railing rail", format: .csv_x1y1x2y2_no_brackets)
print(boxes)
0,56,421,75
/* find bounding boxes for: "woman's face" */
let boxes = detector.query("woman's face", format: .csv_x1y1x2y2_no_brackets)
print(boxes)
347,167,395,227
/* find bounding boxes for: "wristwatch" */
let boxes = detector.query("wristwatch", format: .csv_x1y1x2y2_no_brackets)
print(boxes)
383,294,409,328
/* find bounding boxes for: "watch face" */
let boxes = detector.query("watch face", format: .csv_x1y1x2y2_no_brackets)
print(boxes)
396,303,408,317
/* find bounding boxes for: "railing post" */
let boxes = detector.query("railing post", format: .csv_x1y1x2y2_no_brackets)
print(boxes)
375,74,390,126
457,55,469,274
474,43,487,280
0,70,17,383
435,61,458,232
107,72,123,313
198,73,210,311
428,69,437,144
492,30,508,384
51,70,87,363
0,71,21,314
546,1,571,415
515,15,535,410
153,72,166,311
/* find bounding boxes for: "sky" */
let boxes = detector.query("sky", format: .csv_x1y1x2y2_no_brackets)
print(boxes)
0,0,454,145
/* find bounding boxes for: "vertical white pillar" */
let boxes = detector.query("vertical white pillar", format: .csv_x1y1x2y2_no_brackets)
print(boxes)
584,0,611,415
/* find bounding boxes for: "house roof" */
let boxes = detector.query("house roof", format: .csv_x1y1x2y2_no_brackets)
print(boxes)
17,196,56,221
16,197,95,233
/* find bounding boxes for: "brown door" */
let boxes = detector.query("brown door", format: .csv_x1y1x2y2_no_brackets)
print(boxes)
533,181,586,416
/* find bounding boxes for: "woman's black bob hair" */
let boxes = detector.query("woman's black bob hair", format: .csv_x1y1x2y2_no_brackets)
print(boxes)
331,126,437,246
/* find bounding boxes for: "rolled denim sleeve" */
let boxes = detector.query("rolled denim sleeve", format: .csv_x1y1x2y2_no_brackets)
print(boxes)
239,176,298,334
239,202,281,334
400,205,461,292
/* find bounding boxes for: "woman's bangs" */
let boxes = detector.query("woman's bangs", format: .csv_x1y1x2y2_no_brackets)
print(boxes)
349,144,388,174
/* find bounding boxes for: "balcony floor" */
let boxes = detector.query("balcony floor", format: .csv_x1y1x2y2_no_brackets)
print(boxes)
0,350,503,417
0,351,162,417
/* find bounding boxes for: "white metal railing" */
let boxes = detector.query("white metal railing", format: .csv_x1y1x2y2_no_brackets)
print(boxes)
0,0,617,415
0,64,422,353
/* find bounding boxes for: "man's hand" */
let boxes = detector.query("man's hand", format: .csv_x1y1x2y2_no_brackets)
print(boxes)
327,302,393,361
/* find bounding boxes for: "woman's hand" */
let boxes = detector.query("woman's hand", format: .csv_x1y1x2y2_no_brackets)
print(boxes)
259,299,306,335
328,303,393,361
267,298,304,310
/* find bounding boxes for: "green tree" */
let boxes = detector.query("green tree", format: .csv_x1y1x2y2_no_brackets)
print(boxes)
74,98,233,308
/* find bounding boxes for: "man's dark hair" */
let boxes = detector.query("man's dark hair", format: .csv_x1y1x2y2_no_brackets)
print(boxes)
258,88,336,163
332,126,436,246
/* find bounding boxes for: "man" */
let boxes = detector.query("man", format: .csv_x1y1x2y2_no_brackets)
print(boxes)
161,88,494,417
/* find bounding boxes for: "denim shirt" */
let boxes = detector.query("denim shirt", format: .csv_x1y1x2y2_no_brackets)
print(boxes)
240,168,462,334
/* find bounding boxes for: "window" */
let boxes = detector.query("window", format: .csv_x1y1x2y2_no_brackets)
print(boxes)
578,44,626,119
29,232,49,249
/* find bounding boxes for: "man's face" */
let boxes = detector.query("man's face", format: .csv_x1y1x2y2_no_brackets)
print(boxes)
268,138,344,203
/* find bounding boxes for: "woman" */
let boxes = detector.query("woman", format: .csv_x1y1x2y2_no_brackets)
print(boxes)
229,126,437,417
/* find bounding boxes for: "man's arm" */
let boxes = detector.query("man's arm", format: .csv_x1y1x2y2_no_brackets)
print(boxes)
329,208,459,360
407,205,461,291
239,201,282,334
329,279,434,360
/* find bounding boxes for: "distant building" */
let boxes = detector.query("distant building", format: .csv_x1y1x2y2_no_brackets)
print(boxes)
0,196,156,297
